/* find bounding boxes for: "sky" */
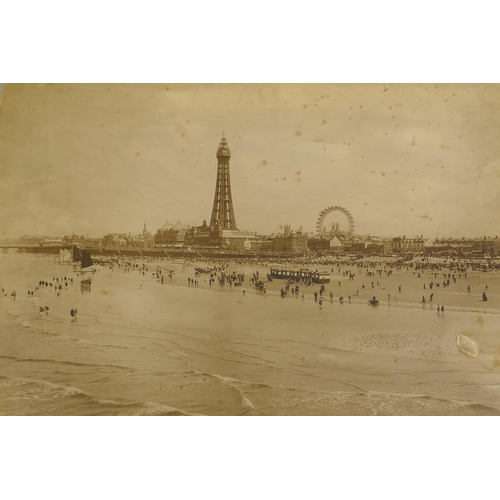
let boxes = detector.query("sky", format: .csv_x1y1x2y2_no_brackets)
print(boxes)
0,83,499,240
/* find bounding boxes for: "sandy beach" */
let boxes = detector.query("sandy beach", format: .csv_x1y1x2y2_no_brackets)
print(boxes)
1,252,499,415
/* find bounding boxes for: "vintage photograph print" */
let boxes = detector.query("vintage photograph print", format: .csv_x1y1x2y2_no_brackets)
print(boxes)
1,83,499,415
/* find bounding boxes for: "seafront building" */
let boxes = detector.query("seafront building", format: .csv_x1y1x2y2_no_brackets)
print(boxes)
392,235,426,255
272,225,308,254
155,220,188,247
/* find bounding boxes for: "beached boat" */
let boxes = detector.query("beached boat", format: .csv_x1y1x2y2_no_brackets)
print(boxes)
59,247,73,264
77,249,95,274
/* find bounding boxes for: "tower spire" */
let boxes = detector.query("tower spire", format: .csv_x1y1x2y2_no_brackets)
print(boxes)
210,134,237,229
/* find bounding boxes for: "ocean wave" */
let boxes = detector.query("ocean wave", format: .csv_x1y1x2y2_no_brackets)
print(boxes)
241,396,254,409
194,371,269,390
0,354,151,374
71,339,98,348
190,371,263,413
130,401,203,416
0,375,204,416
271,388,500,416
0,375,89,399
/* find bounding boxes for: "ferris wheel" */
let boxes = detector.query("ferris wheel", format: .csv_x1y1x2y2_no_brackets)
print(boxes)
316,206,355,237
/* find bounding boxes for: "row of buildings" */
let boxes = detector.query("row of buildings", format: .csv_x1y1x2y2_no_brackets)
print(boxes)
10,231,500,257
153,224,500,258
8,136,500,258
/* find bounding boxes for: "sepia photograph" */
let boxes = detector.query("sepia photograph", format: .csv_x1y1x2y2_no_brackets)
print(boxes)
2,2,500,498
1,83,499,416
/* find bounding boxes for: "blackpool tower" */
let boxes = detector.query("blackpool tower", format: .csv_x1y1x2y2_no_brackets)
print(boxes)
209,133,238,230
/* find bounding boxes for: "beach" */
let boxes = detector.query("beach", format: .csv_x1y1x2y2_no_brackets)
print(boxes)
1,252,499,415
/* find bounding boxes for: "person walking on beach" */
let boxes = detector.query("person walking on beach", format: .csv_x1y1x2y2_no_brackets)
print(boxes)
70,308,75,321
441,305,445,313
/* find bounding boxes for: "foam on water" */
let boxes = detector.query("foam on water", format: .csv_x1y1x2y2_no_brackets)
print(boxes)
72,339,98,349
0,375,88,398
241,396,254,409
0,375,204,416
131,401,203,416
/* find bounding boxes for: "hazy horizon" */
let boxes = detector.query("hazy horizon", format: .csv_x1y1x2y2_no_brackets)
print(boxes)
1,84,499,239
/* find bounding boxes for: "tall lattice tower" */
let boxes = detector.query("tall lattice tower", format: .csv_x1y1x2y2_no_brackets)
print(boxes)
209,133,238,229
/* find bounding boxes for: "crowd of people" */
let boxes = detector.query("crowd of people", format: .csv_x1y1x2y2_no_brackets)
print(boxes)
5,253,493,323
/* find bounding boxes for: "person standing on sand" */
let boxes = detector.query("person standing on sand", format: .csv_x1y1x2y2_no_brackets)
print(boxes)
70,308,75,321
437,304,440,313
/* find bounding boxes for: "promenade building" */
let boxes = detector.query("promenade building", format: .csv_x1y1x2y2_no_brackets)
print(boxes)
272,225,308,254
392,235,425,255
425,236,500,257
155,220,188,247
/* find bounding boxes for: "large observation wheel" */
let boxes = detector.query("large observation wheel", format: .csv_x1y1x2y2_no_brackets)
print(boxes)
316,206,355,238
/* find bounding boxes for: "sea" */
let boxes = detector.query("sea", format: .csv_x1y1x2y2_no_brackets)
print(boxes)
1,252,499,415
